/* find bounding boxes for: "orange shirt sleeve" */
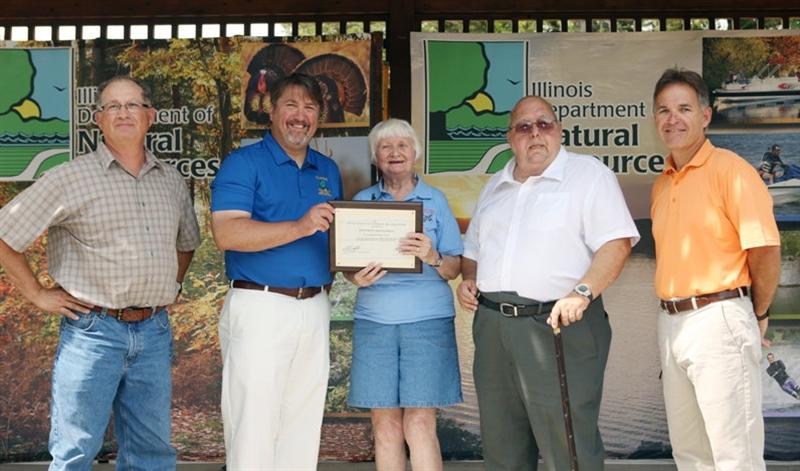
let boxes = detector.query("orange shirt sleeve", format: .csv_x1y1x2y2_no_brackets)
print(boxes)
721,153,780,250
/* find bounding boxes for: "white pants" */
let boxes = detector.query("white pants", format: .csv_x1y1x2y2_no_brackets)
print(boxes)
658,296,765,471
219,288,331,470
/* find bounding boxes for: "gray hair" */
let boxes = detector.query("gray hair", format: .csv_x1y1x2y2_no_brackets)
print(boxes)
96,75,152,107
653,68,710,108
368,118,422,163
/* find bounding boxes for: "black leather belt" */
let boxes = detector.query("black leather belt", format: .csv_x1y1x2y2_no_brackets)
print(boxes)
231,280,331,300
660,287,749,314
479,296,556,318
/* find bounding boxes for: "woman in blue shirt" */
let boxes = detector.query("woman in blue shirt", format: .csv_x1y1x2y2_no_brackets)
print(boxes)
345,118,463,470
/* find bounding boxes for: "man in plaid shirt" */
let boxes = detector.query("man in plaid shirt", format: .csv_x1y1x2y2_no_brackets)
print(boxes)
0,76,200,470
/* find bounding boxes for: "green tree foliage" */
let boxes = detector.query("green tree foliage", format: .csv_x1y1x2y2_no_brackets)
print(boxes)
427,42,487,113
703,38,770,89
116,38,244,166
0,50,34,115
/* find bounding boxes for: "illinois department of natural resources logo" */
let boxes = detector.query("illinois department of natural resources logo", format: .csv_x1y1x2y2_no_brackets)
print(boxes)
424,40,526,176
0,47,72,181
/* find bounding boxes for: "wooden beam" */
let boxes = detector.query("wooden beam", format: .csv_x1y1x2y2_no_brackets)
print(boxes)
0,0,389,23
388,0,414,120
3,0,797,23
414,0,800,15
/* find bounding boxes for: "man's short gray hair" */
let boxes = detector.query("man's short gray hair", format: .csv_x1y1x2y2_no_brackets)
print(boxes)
96,75,153,107
368,118,422,163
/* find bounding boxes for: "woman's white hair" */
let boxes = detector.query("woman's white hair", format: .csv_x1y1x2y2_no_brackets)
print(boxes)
367,118,422,163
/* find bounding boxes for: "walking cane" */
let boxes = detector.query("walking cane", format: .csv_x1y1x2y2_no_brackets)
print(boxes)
553,324,579,471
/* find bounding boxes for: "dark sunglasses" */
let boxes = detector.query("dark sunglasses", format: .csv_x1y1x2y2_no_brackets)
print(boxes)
510,119,558,135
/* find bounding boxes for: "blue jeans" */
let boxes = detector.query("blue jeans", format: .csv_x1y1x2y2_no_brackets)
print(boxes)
48,308,176,471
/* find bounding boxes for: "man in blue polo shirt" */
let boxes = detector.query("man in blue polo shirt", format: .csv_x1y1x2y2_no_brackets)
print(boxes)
210,73,342,470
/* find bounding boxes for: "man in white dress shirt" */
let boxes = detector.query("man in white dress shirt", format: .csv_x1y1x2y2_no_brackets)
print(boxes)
457,95,639,470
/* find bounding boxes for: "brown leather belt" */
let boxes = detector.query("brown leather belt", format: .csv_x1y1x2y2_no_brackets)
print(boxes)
660,287,749,315
90,305,166,322
231,280,331,300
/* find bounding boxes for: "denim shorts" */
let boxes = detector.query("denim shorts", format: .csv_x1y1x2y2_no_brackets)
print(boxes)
348,316,463,409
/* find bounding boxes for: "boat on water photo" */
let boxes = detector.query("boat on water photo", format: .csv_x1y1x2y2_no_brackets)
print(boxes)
713,64,800,112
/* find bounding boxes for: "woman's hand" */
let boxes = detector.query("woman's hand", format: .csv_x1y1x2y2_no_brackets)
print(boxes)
399,232,438,265
346,262,388,288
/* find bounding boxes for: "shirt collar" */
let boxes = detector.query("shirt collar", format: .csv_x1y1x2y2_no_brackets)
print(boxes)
374,175,433,201
498,145,568,185
664,139,713,176
264,131,318,169
96,141,163,174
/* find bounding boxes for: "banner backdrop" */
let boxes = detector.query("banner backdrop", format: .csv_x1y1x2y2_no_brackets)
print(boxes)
0,29,798,463
412,30,800,460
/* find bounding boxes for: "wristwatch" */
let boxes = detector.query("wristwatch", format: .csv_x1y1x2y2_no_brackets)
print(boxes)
573,283,593,301
430,252,443,268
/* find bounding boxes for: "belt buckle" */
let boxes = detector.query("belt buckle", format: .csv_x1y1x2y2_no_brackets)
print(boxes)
499,302,519,318
297,287,304,300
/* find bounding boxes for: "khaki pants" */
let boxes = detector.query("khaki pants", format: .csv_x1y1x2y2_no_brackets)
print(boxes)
219,288,331,470
658,296,765,471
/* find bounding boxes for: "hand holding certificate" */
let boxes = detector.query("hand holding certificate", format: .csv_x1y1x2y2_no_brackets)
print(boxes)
329,201,423,273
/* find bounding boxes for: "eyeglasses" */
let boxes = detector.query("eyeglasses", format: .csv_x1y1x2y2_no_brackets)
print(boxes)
510,119,558,135
98,102,151,113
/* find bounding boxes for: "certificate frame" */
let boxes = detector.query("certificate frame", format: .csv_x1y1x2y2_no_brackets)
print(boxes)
329,200,423,273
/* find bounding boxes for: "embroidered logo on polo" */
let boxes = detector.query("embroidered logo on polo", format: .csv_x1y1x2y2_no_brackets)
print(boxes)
423,208,436,223
316,175,332,196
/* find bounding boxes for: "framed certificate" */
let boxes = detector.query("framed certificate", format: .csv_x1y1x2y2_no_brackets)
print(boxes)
329,201,423,273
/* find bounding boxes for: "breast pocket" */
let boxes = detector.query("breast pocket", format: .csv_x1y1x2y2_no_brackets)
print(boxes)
526,192,569,231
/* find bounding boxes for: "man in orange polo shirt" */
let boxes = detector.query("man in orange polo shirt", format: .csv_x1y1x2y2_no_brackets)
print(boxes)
650,68,781,470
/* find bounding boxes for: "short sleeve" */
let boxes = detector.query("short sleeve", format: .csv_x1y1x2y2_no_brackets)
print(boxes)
0,168,70,252
174,176,202,252
724,159,780,249
211,152,257,213
462,204,481,262
433,192,463,256
582,166,640,252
